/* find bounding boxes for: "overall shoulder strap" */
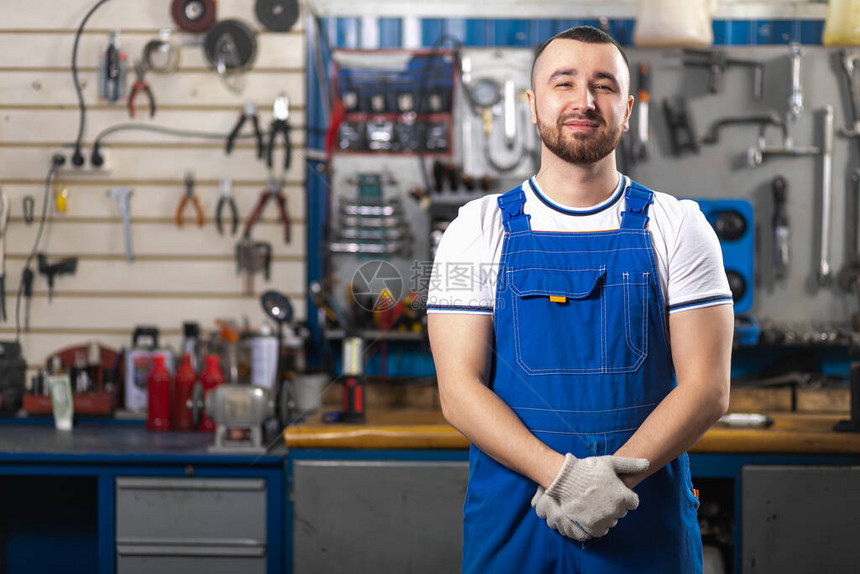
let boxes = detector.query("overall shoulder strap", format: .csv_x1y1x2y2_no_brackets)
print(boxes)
497,186,531,233
620,179,655,230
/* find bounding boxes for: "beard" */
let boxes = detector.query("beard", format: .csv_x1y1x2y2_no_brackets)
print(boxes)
535,109,623,165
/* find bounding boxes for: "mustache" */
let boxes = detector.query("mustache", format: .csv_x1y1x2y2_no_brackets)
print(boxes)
557,111,604,125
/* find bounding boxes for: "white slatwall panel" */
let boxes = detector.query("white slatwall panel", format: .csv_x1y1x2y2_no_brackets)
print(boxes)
0,0,308,368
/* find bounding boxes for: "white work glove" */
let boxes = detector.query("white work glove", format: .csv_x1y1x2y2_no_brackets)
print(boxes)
531,454,650,541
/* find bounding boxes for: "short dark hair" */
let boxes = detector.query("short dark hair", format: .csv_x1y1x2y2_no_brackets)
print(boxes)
531,26,630,88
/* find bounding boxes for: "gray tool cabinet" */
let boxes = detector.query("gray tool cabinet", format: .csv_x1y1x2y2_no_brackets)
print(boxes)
115,477,268,574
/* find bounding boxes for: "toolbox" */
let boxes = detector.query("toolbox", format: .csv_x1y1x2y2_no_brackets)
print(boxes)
22,343,120,416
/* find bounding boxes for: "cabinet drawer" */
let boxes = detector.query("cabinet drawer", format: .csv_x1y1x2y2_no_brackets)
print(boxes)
116,550,266,574
116,477,266,543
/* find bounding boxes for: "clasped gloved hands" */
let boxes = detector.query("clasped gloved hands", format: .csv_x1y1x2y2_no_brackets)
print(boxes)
531,453,650,541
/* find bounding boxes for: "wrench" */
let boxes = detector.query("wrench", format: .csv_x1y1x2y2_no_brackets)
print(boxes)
788,43,804,122
819,106,835,286
838,170,860,292
107,186,134,262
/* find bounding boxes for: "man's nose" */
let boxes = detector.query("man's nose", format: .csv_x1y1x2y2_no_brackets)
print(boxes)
569,85,596,112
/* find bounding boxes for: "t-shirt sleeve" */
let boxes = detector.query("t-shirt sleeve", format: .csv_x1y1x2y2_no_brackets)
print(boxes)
666,201,734,314
426,203,495,315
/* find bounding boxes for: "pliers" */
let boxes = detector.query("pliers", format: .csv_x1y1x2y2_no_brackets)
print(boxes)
215,175,239,235
128,59,156,118
226,102,264,158
244,178,290,243
267,94,292,170
175,172,204,227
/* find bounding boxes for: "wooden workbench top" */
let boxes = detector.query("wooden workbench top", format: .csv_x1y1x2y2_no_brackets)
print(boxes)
284,409,860,454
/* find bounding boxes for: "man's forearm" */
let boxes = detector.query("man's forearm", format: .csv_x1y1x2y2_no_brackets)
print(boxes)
614,304,733,488
440,376,565,489
613,378,727,488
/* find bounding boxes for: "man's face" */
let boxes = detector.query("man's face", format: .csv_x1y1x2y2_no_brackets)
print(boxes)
528,39,633,165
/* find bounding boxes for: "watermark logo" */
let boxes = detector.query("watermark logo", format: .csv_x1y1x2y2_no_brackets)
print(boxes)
351,260,404,312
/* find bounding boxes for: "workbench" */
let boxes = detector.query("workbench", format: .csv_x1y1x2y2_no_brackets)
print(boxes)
284,409,860,574
0,423,286,574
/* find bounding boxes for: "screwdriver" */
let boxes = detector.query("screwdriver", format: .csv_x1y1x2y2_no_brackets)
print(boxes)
22,267,33,332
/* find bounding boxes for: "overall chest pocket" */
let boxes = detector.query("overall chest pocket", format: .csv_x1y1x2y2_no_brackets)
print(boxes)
509,267,649,375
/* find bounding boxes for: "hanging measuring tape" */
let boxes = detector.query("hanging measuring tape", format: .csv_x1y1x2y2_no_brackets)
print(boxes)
203,19,258,93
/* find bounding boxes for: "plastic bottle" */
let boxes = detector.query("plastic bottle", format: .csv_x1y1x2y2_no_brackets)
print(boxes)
172,353,196,431
199,354,224,433
146,355,171,431
633,0,717,48
823,0,860,46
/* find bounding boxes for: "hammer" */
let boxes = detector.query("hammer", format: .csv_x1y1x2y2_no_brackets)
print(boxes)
107,186,134,262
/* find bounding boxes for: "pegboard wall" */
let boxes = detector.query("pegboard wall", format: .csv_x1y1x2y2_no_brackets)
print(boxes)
310,22,860,329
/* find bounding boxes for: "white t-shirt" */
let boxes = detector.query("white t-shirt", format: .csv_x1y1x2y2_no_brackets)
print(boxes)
427,175,733,315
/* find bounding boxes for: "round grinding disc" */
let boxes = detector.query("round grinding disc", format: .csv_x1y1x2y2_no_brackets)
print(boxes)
255,0,300,32
171,0,217,33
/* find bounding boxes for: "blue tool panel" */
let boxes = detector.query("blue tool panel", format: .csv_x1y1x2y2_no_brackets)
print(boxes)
691,198,755,315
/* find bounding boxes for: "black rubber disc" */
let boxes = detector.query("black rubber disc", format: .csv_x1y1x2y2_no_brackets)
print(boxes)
255,0,300,32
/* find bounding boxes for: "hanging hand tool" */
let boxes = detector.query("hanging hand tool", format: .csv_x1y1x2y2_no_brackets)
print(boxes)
771,176,790,280
235,237,272,295
244,178,290,243
215,176,239,235
787,43,805,122
838,49,860,158
98,31,127,104
0,188,9,321
22,267,33,332
819,106,835,286
682,48,763,100
107,186,134,262
266,94,292,170
127,59,156,118
839,171,860,293
37,254,78,303
662,97,699,156
703,112,784,145
175,172,205,228
634,61,651,162
22,196,34,226
226,102,264,158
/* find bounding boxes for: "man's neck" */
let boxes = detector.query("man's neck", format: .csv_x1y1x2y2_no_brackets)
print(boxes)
533,152,620,208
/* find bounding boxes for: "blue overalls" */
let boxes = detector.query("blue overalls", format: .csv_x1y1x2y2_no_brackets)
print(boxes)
462,180,702,573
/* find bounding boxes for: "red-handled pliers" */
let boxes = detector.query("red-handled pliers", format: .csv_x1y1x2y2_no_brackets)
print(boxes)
244,178,290,243
128,59,156,118
176,172,204,227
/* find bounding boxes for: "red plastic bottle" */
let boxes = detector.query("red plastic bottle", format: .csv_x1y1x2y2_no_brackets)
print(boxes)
198,354,224,433
172,353,196,431
146,355,171,431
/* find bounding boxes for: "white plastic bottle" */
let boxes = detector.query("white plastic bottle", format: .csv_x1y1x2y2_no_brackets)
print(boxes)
633,0,718,47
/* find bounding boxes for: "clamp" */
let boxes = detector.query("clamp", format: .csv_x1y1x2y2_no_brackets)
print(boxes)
267,94,292,170
244,178,290,243
128,59,156,118
682,48,763,100
226,102,264,158
175,172,204,228
215,175,239,235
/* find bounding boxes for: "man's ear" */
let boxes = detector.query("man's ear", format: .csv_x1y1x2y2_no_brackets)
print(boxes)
623,94,634,132
527,89,537,125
